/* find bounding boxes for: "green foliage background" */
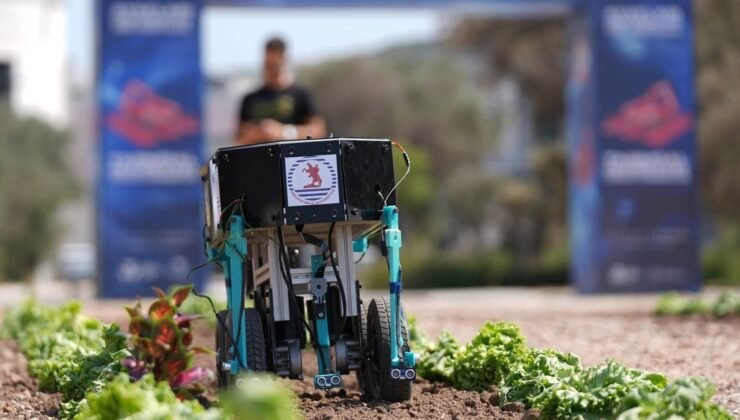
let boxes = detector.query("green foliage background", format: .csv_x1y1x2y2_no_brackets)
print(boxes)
0,102,77,281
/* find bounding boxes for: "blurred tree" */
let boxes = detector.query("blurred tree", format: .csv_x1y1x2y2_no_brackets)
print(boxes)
531,143,568,248
695,0,740,227
300,48,497,247
486,144,567,267
0,103,77,281
448,18,567,139
447,17,569,264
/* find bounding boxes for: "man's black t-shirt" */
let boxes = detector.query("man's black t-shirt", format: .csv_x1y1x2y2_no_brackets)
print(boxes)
239,84,317,125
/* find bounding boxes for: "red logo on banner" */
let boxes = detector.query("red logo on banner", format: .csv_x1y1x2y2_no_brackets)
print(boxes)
107,80,199,148
602,80,693,148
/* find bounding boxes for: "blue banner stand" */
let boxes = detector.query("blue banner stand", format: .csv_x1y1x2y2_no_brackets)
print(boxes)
96,0,206,298
568,0,700,293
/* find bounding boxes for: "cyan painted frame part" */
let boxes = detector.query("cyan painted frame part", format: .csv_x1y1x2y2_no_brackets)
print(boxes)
382,205,411,367
311,255,332,374
209,215,249,375
353,236,368,253
404,351,415,367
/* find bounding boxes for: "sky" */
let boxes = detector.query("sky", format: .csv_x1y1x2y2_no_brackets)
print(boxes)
67,0,443,77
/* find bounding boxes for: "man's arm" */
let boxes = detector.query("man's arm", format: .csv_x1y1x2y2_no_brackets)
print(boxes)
236,121,269,145
257,115,326,141
295,115,327,139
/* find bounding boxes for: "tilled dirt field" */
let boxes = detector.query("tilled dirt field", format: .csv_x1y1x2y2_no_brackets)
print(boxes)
1,287,738,419
0,341,60,419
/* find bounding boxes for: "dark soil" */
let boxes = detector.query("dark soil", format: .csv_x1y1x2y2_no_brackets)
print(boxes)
268,349,528,420
287,378,533,420
0,340,61,420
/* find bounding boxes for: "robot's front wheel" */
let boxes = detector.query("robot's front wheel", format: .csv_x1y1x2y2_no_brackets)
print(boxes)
361,297,413,402
215,308,268,389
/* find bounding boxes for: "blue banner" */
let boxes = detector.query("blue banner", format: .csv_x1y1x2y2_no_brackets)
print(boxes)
569,0,699,293
206,0,570,15
96,0,206,297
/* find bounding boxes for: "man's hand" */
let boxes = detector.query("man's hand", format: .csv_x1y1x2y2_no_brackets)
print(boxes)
259,119,284,140
236,116,327,145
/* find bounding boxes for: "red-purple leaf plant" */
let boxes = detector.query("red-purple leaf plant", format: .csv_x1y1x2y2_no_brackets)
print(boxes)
122,284,213,399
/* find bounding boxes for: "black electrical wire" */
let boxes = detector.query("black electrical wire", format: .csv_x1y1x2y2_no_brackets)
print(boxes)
187,247,247,371
275,225,303,338
384,140,411,206
276,224,330,371
229,241,247,372
354,251,367,264
327,222,348,343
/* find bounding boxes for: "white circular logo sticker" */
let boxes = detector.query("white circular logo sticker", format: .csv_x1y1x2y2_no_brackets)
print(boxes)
285,155,340,207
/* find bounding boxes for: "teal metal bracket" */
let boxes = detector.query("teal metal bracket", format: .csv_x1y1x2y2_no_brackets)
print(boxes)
310,254,341,389
353,236,368,253
382,205,416,374
208,215,249,376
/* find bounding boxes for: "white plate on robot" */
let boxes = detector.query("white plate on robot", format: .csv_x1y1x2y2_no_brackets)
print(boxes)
284,154,341,207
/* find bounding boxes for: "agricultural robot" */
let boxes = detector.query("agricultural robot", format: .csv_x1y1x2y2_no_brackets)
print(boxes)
200,138,416,401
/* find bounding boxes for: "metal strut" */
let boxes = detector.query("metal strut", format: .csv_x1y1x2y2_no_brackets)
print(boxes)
209,215,249,376
382,205,416,375
310,254,342,389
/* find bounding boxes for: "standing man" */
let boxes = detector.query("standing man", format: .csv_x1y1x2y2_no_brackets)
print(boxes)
237,37,326,145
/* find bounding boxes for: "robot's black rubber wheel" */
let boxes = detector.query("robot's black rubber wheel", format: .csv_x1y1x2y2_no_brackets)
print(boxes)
216,308,268,389
356,302,368,394
243,308,268,371
362,297,412,402
216,310,232,389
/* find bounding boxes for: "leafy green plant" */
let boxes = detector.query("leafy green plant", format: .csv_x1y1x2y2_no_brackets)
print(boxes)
712,291,740,317
3,297,302,420
123,284,213,399
528,359,667,419
0,299,128,419
411,317,731,419
0,298,82,340
502,348,582,405
75,373,220,420
416,330,460,383
220,374,301,420
655,291,740,317
450,321,528,390
617,377,733,420
406,315,428,351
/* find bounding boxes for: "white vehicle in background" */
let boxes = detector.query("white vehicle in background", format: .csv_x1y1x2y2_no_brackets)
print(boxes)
55,243,95,283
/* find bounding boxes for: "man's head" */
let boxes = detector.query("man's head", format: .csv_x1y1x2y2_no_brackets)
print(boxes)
263,37,287,88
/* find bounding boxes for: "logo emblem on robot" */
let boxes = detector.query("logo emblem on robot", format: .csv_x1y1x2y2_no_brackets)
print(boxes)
303,163,323,188
285,155,339,206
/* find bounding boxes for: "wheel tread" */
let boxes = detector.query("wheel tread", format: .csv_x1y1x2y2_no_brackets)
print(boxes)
368,297,412,401
244,308,267,371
